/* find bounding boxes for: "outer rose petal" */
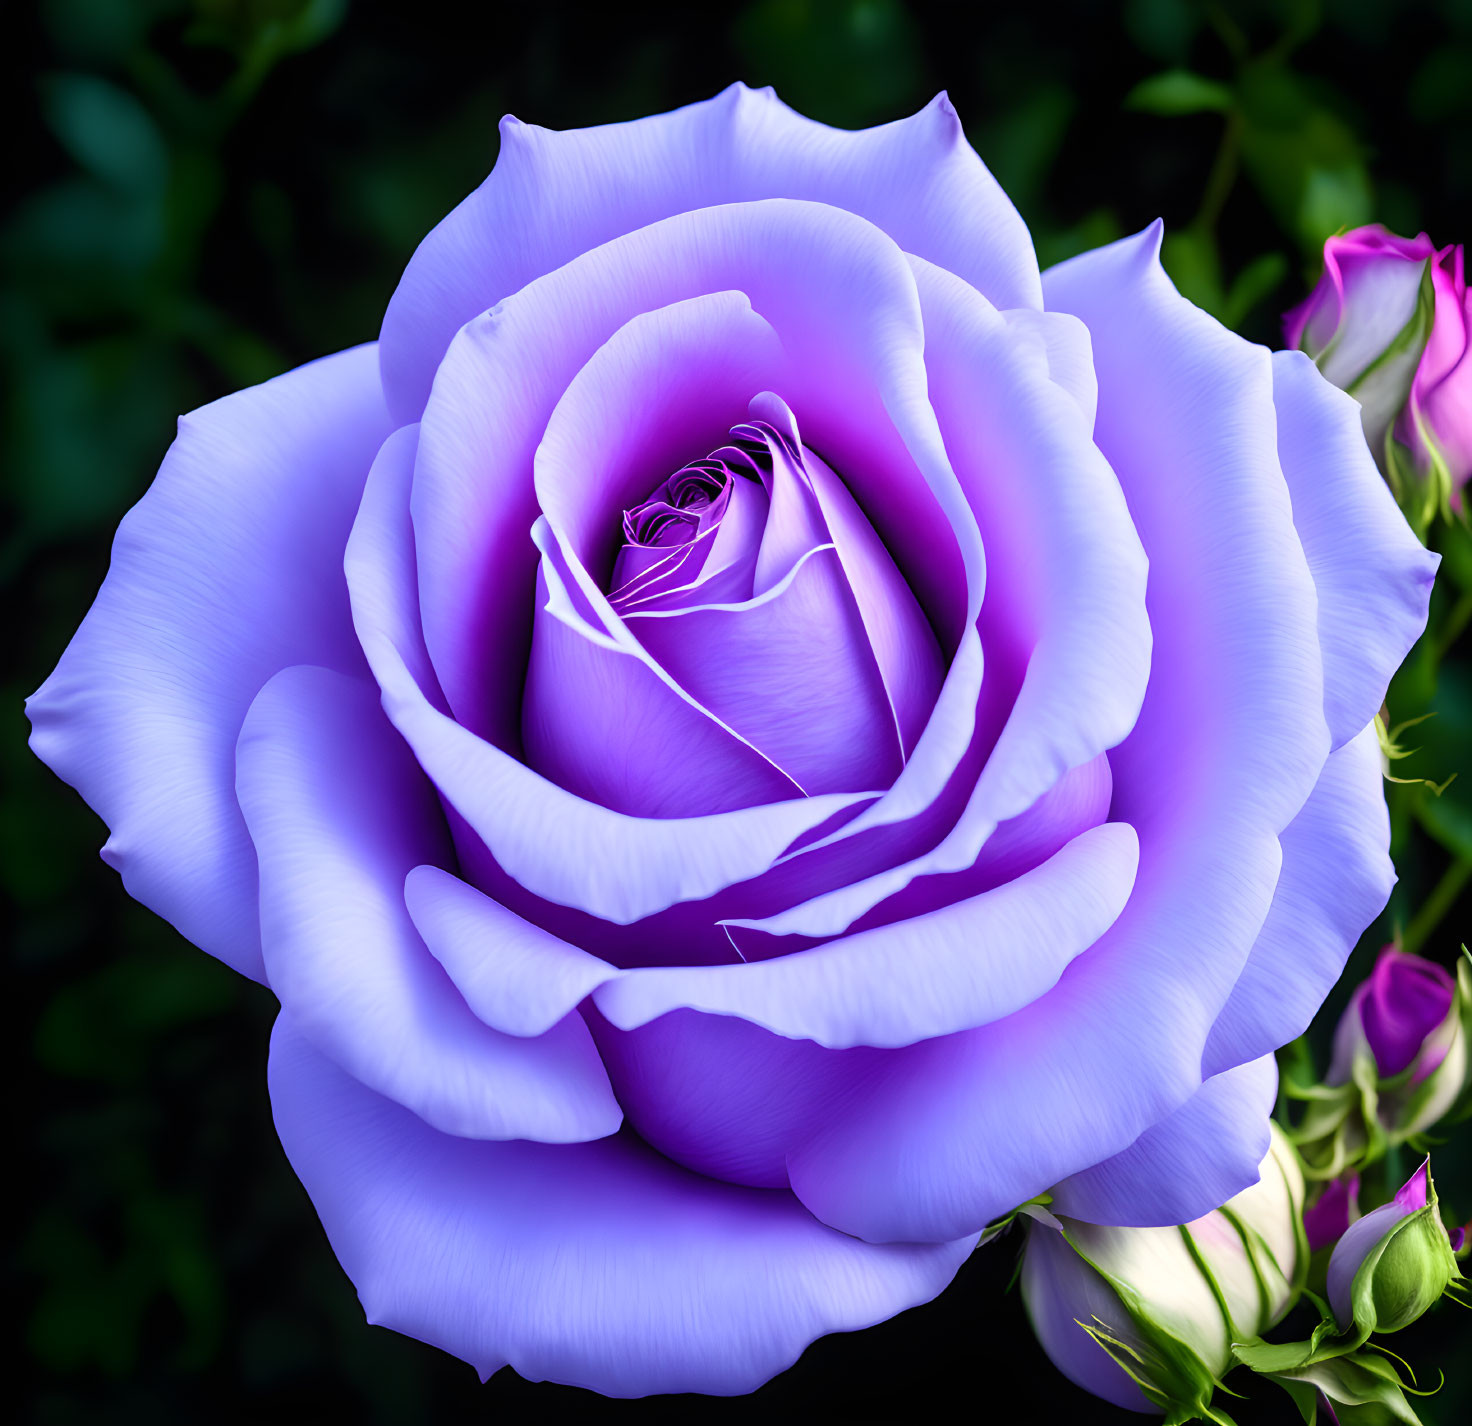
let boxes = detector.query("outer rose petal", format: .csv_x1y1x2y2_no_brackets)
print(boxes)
237,664,621,1144
404,865,613,1038
379,84,1039,423
268,1015,977,1397
1049,1054,1278,1226
27,344,393,984
1202,723,1392,1077
1271,350,1437,747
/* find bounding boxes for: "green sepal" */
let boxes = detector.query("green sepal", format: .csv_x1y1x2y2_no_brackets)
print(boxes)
977,1192,1054,1248
1078,1317,1239,1426
1284,1053,1384,1182
1266,1348,1428,1424
1060,1226,1239,1425
1232,1287,1365,1377
1347,1175,1463,1337
1282,957,1470,1177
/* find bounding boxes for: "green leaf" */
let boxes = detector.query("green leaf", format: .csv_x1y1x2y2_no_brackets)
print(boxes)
1161,227,1226,318
1125,69,1235,116
1236,61,1372,255
1223,251,1289,330
39,73,168,196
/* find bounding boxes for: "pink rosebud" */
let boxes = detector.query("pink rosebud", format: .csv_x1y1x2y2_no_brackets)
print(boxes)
1327,949,1466,1135
1285,225,1472,512
1303,1173,1360,1254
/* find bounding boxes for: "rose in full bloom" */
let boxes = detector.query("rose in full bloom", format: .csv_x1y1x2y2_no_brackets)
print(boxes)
28,87,1436,1395
1285,224,1472,517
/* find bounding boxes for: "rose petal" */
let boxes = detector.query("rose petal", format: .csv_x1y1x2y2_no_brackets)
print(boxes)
586,1006,880,1189
915,255,1150,832
1000,307,1099,430
781,396,945,758
593,822,1139,1049
379,84,1039,424
404,864,612,1038
532,291,786,584
526,515,812,813
27,344,392,984
268,1014,977,1396
1315,236,1432,391
1050,1054,1278,1226
524,290,903,800
1271,350,1438,748
1202,723,1392,1077
1020,1221,1152,1413
236,664,621,1143
626,545,904,797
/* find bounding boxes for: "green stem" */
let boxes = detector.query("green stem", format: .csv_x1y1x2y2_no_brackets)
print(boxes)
1402,855,1472,956
1192,108,1243,237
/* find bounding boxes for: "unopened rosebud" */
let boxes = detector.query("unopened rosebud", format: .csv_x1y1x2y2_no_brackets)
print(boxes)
1285,225,1471,520
1021,1123,1304,1415
1329,948,1468,1136
1325,1158,1462,1334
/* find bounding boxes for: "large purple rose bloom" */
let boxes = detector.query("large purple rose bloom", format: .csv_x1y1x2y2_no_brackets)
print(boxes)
27,87,1435,1395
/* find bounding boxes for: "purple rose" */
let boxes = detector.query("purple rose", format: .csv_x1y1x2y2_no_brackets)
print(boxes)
28,87,1436,1395
1285,224,1472,515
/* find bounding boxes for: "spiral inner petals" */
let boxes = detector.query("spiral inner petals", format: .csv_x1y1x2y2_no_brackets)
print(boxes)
525,393,944,818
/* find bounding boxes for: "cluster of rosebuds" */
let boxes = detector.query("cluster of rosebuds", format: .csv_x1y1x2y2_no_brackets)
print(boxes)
1289,948,1471,1182
1016,950,1470,1424
1010,217,1472,1420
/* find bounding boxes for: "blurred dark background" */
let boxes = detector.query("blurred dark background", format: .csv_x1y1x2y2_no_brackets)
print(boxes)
7,1,1471,1421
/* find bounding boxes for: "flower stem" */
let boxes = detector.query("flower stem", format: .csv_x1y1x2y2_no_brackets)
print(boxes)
1402,854,1472,956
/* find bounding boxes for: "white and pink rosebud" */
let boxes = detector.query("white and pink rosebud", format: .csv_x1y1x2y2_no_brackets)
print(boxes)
1020,1124,1305,1416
